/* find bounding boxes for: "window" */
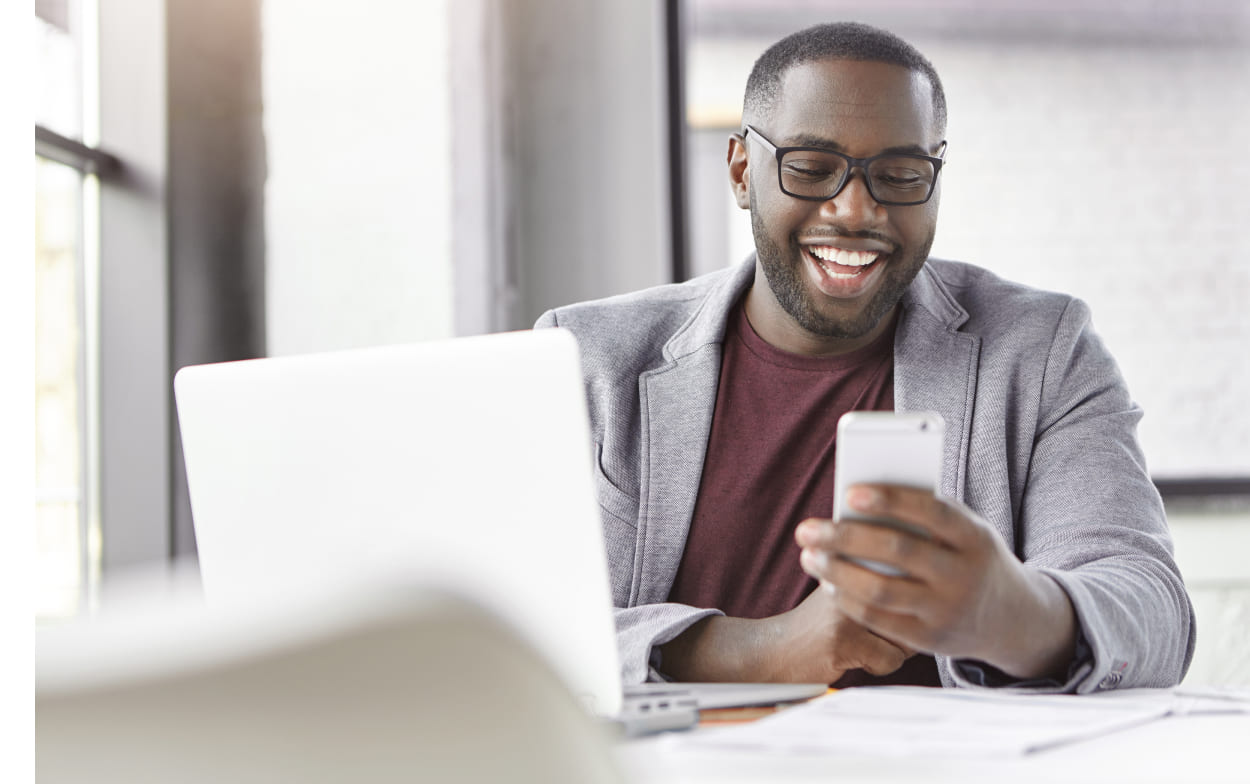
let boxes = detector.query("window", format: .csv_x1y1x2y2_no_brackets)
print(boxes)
35,0,282,617
35,0,102,620
34,157,98,619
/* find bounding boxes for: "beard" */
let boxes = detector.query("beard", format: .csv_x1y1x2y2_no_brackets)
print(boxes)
749,192,936,341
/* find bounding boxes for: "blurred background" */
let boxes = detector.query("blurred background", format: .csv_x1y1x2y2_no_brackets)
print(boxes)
32,0,1250,684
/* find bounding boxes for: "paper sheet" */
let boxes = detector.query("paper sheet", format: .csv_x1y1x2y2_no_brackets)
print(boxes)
678,686,1191,758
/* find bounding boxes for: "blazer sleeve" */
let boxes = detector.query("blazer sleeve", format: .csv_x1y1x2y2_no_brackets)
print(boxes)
949,297,1196,692
613,605,723,684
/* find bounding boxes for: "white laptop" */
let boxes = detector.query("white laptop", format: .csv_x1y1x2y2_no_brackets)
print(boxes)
174,328,825,732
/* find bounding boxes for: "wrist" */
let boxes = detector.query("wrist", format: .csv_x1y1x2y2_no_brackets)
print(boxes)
657,614,774,682
983,570,1078,680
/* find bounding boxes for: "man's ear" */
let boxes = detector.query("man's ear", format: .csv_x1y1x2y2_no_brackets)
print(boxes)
727,134,751,210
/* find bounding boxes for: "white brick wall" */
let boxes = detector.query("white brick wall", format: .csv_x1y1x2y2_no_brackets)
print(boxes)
926,41,1250,480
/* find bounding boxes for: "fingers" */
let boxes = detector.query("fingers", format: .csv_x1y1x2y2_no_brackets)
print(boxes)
796,516,956,586
795,513,953,653
829,609,913,676
842,484,979,548
780,587,917,681
858,632,911,677
827,553,941,622
834,590,932,657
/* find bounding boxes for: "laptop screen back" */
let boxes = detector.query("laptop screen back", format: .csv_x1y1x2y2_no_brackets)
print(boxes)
175,328,623,716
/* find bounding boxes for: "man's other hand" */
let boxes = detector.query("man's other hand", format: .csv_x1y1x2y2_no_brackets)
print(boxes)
657,587,913,683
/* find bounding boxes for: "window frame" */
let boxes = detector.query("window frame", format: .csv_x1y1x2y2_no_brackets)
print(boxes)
36,0,175,605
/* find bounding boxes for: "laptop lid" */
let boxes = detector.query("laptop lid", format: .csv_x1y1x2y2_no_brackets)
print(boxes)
175,328,625,717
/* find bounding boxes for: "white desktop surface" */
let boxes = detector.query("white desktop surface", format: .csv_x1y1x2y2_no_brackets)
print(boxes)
618,706,1250,783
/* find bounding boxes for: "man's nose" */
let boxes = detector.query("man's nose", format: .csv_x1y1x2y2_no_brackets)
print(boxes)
819,169,885,227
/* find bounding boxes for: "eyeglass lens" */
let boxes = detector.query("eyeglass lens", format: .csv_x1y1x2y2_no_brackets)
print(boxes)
780,149,936,204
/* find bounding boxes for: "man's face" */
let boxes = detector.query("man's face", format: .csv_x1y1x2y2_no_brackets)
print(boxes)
730,58,943,355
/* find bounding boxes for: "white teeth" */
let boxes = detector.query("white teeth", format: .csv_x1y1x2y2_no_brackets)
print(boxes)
808,246,879,267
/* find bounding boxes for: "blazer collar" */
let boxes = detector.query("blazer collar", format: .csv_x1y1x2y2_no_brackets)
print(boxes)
662,257,757,361
901,260,971,332
664,256,972,359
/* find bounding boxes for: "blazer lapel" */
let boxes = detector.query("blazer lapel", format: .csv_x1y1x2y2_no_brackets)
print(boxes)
894,265,980,503
634,348,722,604
631,260,755,605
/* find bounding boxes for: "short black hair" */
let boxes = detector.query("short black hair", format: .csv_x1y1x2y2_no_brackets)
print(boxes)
743,22,947,134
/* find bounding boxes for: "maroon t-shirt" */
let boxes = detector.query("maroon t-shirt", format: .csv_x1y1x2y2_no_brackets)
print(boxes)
666,302,940,687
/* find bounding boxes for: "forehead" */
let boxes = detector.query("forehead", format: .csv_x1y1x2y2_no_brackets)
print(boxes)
769,58,938,152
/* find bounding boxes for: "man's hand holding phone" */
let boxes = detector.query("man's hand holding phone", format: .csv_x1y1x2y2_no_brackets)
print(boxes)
795,412,1081,682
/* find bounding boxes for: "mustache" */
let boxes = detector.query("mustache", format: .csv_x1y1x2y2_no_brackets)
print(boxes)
795,228,899,252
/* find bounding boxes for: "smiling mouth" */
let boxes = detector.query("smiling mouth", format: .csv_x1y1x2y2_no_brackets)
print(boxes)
806,246,881,278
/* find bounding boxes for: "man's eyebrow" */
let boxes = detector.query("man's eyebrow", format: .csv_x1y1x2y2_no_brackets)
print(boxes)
784,135,934,156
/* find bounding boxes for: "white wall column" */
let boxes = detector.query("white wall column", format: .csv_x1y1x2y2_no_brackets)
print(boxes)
264,0,455,355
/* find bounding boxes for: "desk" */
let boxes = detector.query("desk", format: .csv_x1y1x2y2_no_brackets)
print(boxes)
618,704,1250,783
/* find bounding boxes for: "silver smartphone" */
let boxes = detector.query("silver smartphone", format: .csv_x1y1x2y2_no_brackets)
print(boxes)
832,411,945,577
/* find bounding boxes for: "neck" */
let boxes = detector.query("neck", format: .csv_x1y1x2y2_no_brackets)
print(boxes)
742,283,898,357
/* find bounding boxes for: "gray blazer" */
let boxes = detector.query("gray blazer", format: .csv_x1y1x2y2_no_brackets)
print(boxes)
535,257,1195,692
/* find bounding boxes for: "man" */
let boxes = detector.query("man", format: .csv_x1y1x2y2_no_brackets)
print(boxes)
535,22,1194,692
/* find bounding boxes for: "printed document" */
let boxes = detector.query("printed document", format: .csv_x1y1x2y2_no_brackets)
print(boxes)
677,686,1233,758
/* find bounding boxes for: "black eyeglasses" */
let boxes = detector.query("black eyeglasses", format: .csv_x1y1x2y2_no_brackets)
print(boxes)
743,125,947,207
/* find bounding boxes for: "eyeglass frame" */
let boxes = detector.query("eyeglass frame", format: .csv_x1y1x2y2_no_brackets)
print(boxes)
741,124,948,207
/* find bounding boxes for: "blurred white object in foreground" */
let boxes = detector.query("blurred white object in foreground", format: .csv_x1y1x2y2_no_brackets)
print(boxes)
37,575,622,784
